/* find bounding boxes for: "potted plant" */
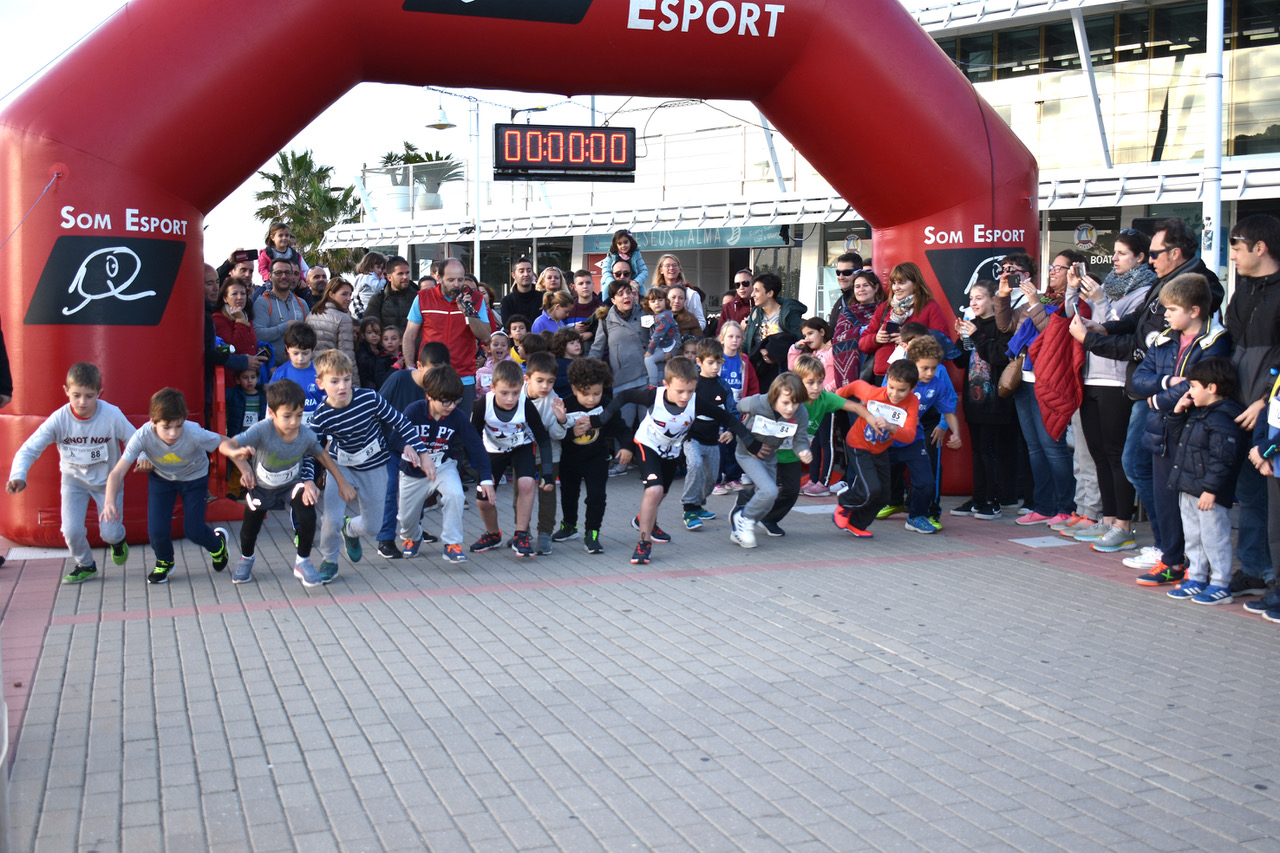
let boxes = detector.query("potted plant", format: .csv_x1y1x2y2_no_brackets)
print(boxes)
380,142,464,210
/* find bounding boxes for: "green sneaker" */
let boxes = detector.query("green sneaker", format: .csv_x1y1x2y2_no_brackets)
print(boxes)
927,516,942,531
148,560,174,585
62,564,98,584
317,561,339,584
875,504,905,520
341,517,363,563
110,540,129,566
210,528,230,572
683,510,704,531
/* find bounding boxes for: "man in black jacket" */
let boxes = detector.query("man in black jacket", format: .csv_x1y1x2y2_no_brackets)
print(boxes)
1078,219,1222,575
1225,213,1280,596
499,256,542,331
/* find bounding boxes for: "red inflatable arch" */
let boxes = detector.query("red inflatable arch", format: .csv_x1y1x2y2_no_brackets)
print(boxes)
0,0,1037,546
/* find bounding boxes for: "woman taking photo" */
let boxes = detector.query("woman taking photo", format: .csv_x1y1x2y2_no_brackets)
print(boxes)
858,262,948,381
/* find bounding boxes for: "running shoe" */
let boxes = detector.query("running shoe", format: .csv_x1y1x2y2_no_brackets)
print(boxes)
62,564,98,584
148,560,174,585
1136,561,1185,586
341,517,363,562
683,510,703,531
511,530,535,557
1166,579,1206,600
232,555,255,584
905,516,936,534
759,520,785,537
800,481,830,497
470,531,503,552
949,500,977,517
376,540,402,560
1123,546,1163,570
110,540,129,566
630,540,652,565
1191,585,1233,605
551,523,579,542
443,544,467,563
402,539,421,558
875,504,905,520
211,528,230,571
584,530,603,554
294,558,323,588
1091,526,1137,552
631,515,671,543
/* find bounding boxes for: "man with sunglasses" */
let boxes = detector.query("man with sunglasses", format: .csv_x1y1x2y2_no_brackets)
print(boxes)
826,252,865,331
1225,213,1280,601
1076,220,1225,573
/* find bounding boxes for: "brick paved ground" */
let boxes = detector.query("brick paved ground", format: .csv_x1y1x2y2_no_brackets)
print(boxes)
3,476,1279,852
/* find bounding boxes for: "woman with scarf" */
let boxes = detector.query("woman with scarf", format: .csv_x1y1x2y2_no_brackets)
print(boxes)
1067,232,1157,552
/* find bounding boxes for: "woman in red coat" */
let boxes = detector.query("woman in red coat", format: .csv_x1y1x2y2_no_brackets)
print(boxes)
211,279,263,384
858,262,949,380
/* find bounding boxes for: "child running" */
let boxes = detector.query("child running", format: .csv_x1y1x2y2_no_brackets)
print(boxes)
553,357,628,554
887,336,961,534
591,356,763,565
470,359,555,557
833,359,920,538
399,366,493,563
224,378,354,587
680,338,734,531
6,363,135,583
310,350,432,584
102,388,244,584
728,373,812,549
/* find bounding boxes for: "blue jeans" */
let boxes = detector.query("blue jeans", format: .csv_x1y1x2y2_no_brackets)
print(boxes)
147,472,218,562
1013,383,1075,516
379,455,399,542
1121,400,1159,547
888,439,934,518
1234,463,1273,580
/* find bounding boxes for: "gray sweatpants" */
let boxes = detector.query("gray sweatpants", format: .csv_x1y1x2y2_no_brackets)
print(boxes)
1180,492,1233,587
62,474,125,567
319,464,388,565
398,460,465,547
733,446,779,522
1069,410,1101,520
680,440,720,509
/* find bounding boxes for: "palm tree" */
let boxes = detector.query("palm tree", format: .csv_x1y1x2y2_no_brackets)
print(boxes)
380,142,464,192
255,149,362,273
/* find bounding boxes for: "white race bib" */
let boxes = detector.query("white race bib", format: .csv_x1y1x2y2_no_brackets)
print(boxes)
256,461,300,489
1269,396,1280,430
480,373,492,388
751,418,797,439
62,443,108,466
241,410,259,429
866,400,909,428
336,438,381,467
641,315,655,329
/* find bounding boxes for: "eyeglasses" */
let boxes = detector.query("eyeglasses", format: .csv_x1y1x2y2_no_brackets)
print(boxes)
1000,265,1026,274
1148,248,1169,259
1048,264,1069,273
1229,236,1251,247
834,269,857,277
735,281,751,289
1120,228,1141,236
613,270,632,279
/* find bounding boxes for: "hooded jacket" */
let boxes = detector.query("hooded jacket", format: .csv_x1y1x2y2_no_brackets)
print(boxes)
1225,269,1280,405
1131,318,1232,456
743,297,807,356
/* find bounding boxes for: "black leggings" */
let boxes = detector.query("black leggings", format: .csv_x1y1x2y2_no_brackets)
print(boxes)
968,421,1016,505
764,461,803,524
241,491,317,558
560,454,609,532
1079,385,1135,520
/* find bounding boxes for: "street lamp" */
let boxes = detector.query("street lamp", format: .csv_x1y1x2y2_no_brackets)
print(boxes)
510,106,547,123
427,93,481,278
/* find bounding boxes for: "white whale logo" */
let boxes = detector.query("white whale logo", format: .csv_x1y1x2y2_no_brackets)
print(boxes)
62,246,157,317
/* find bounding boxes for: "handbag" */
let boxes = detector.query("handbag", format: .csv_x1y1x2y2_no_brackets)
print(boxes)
997,352,1025,398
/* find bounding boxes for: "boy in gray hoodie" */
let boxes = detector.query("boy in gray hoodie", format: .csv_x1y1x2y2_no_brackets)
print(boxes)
730,373,811,549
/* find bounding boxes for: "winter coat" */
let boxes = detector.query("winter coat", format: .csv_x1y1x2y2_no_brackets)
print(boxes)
1077,284,1151,387
958,315,1014,424
1225,270,1280,405
1027,309,1084,441
589,304,650,389
1166,398,1247,502
859,299,949,377
1081,256,1223,399
1132,318,1232,456
743,297,807,356
306,304,356,366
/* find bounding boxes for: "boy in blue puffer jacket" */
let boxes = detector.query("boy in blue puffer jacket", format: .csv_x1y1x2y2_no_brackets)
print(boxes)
1163,358,1247,605
1130,274,1232,587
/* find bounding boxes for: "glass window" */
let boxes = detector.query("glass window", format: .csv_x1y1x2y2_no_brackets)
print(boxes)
1043,22,1079,71
999,27,1042,78
1237,0,1279,45
1153,3,1207,57
1084,15,1116,65
1117,10,1150,61
935,38,957,60
960,34,994,83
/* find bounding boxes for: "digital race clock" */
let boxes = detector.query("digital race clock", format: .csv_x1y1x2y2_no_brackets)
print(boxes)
493,124,637,182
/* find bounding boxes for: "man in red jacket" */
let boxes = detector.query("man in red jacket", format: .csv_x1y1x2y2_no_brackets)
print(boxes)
402,258,493,415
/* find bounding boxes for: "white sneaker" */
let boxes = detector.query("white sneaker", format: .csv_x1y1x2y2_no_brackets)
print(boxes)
1122,546,1161,570
730,511,757,548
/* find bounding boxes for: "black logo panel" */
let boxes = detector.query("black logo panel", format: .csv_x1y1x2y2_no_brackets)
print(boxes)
402,0,593,24
924,246,1026,313
25,236,185,326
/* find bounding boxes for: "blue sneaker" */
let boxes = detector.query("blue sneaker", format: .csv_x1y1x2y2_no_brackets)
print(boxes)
341,517,362,562
402,538,421,558
1191,584,1233,605
905,516,936,534
683,510,704,531
231,555,255,584
294,558,323,588
695,509,716,520
1167,579,1207,600
317,561,339,584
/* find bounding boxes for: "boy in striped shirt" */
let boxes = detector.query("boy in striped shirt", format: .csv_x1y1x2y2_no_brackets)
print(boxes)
310,350,432,583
